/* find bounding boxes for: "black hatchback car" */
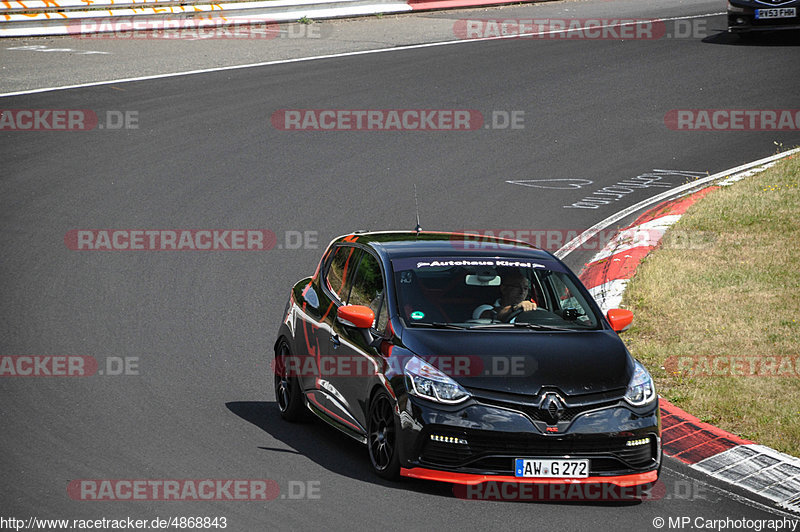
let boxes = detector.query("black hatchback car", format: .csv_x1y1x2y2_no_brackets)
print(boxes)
728,0,800,34
273,231,661,489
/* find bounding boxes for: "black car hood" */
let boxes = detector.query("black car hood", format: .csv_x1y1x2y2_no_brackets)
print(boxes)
399,327,633,397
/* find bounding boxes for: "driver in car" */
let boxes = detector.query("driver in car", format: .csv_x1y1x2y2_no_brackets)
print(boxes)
472,269,537,321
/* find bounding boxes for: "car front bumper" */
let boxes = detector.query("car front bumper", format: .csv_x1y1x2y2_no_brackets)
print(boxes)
397,394,661,486
728,2,800,32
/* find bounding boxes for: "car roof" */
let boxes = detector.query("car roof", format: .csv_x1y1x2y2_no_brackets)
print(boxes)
332,231,555,261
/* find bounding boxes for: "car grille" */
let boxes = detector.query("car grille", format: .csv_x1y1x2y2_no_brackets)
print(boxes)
476,396,619,424
419,429,658,475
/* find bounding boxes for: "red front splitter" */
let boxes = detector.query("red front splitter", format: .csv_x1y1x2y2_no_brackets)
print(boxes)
401,467,658,487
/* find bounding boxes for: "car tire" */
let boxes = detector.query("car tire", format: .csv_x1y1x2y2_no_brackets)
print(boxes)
274,340,305,422
367,390,401,480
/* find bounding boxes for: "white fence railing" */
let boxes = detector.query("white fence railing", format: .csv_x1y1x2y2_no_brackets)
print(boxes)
0,0,412,37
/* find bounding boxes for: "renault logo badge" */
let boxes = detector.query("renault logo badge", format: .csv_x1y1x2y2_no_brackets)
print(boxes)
539,392,565,424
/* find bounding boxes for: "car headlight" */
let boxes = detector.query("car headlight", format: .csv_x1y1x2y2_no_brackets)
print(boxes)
404,356,470,404
624,360,656,407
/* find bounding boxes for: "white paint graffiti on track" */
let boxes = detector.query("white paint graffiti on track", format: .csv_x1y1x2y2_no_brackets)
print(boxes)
555,148,800,260
562,169,706,210
6,45,110,55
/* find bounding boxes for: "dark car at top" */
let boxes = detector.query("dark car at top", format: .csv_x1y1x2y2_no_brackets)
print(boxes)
728,0,800,34
273,231,661,491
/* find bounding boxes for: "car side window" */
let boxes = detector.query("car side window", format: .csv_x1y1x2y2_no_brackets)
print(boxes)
325,246,361,302
348,252,388,333
545,273,589,321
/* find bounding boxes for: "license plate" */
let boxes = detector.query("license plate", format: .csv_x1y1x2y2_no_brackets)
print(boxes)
755,7,796,19
514,458,589,478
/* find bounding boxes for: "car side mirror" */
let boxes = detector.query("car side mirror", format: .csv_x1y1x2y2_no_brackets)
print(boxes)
337,305,375,329
607,309,633,332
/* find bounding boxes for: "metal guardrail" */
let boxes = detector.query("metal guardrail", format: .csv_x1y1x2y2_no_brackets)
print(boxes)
1,0,184,12
0,0,411,37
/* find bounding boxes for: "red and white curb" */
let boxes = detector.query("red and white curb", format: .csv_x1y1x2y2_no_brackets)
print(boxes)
662,399,800,513
579,186,716,314
578,149,799,315
574,150,800,514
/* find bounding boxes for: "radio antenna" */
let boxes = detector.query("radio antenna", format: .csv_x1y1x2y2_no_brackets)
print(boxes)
413,184,422,234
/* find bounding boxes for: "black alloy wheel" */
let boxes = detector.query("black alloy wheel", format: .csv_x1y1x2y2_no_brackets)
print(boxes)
367,390,400,479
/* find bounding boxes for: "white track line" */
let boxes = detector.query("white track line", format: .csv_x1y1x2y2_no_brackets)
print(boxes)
0,12,723,98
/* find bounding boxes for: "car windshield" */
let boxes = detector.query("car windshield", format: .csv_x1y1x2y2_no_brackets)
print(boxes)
391,257,600,330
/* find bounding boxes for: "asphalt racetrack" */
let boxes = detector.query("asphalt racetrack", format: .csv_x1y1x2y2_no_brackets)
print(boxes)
2,0,800,528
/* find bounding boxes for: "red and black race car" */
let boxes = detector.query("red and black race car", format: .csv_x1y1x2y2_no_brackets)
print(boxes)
273,231,661,490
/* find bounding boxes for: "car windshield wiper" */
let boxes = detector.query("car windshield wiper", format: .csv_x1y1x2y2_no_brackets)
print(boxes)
468,322,573,331
409,321,468,329
512,322,574,331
